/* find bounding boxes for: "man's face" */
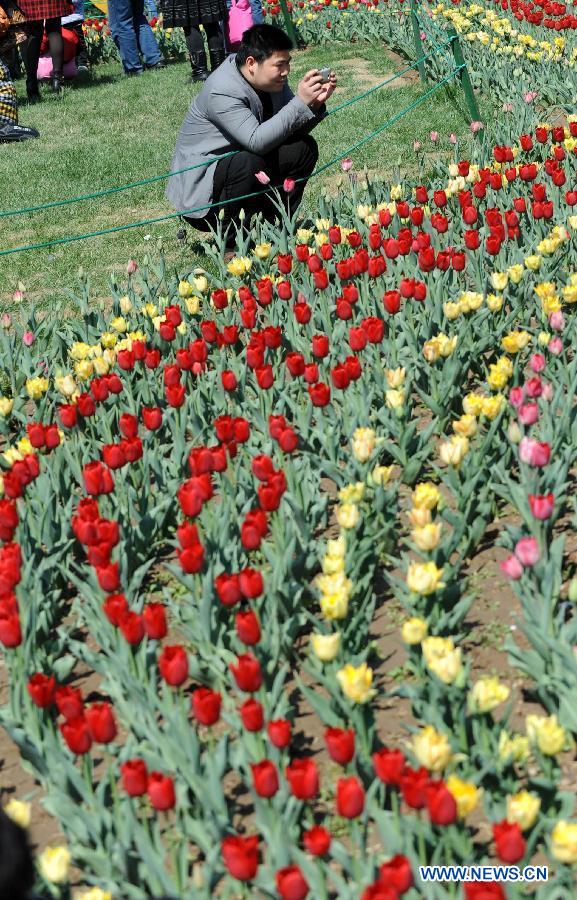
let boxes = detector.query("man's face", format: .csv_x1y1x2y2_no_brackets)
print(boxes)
247,51,291,92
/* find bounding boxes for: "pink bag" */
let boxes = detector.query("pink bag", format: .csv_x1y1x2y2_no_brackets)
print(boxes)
37,56,77,80
226,0,253,49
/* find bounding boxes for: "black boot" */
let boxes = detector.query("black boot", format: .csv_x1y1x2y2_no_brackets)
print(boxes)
26,76,41,102
51,70,64,94
188,51,209,83
209,46,227,73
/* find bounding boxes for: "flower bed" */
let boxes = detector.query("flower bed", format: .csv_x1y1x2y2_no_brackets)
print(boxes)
3,122,577,897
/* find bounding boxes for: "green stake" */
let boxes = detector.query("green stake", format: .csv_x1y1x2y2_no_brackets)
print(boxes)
278,0,301,48
447,25,480,122
411,0,427,83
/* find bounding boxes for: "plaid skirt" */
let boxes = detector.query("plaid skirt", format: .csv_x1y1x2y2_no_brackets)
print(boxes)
17,0,72,20
157,0,228,28
0,55,17,124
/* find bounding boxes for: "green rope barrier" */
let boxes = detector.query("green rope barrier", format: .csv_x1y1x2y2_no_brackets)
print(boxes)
413,11,452,62
0,66,463,258
0,153,240,220
1,39,453,220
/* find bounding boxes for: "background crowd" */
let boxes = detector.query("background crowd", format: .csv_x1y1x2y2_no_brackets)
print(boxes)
0,0,264,140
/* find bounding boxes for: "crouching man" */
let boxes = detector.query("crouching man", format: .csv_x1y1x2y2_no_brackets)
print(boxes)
166,23,337,249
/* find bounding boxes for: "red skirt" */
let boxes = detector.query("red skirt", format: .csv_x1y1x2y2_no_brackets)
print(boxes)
18,0,72,20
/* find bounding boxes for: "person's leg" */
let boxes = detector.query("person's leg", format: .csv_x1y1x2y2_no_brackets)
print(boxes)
205,21,226,72
209,149,273,246
23,21,44,99
72,21,89,70
45,17,64,91
249,0,264,24
267,134,319,216
108,0,143,73
184,25,208,81
0,55,39,139
131,0,163,67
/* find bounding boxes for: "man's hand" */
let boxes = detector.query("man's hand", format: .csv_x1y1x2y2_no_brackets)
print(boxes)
307,71,338,112
297,69,325,107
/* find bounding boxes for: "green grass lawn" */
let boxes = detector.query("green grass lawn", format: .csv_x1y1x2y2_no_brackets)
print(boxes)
0,43,485,307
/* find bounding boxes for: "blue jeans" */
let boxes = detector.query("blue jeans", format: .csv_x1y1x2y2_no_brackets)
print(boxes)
249,0,264,24
108,0,162,72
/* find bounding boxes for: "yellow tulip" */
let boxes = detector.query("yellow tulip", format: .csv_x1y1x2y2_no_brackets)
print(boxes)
336,662,374,703
311,632,341,662
407,561,444,595
446,775,482,818
551,821,577,864
468,676,510,713
38,846,71,884
401,617,428,645
412,725,452,772
507,790,540,831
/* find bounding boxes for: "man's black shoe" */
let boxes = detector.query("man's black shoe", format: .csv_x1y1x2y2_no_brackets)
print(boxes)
145,60,166,70
0,122,40,142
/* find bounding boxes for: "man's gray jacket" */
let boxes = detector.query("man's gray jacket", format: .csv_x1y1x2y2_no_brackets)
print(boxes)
166,54,325,219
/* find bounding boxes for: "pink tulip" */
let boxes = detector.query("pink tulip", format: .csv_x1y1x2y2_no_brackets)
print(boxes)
529,493,554,520
509,386,524,408
529,353,546,373
514,537,540,567
525,377,542,398
341,158,353,172
500,555,523,580
255,171,270,185
449,133,457,144
283,178,295,193
126,259,138,275
523,91,538,103
548,336,563,356
23,331,34,347
1,314,11,329
413,141,422,152
542,382,554,402
13,289,24,303
549,311,565,332
518,402,539,425
430,131,439,143
470,121,483,134
519,437,550,467
502,102,514,112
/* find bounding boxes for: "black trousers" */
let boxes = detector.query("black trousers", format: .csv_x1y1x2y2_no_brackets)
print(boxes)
185,133,319,248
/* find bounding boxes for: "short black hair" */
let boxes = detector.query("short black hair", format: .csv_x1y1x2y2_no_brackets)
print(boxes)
235,24,293,66
0,809,35,900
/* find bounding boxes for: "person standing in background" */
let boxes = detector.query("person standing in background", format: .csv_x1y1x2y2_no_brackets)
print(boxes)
157,0,227,82
61,0,89,71
0,8,39,139
108,0,164,75
18,0,70,97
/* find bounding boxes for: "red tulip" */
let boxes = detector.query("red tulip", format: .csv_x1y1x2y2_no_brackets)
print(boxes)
425,780,457,826
378,854,413,893
267,718,291,749
221,834,259,881
240,698,264,731
492,820,526,863
147,772,176,811
373,747,405,786
230,653,262,692
60,715,92,754
276,865,309,900
336,775,365,818
250,759,279,797
27,673,56,708
120,759,148,796
158,645,189,686
191,686,221,726
303,824,331,856
285,758,319,799
324,727,355,765
86,702,117,744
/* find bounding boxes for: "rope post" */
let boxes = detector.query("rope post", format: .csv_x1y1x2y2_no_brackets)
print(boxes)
410,0,427,83
278,0,302,48
447,26,480,122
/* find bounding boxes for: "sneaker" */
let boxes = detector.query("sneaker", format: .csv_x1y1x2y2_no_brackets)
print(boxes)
0,122,40,142
77,62,90,73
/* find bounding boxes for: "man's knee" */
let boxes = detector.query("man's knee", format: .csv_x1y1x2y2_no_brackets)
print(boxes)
230,150,267,177
287,136,319,175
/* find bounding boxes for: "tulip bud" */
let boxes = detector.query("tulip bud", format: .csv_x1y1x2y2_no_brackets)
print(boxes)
568,579,577,603
508,421,522,444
